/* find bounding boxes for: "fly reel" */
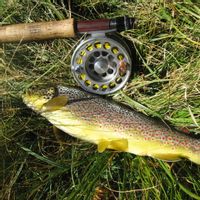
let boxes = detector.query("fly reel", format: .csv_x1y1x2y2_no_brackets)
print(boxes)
71,33,132,95
0,16,135,94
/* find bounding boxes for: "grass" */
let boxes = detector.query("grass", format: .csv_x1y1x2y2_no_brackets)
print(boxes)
0,0,200,199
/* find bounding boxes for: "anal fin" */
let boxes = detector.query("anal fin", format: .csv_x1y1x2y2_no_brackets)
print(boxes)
153,153,182,162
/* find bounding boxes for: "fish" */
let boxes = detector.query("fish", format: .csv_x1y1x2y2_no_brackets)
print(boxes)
22,85,200,165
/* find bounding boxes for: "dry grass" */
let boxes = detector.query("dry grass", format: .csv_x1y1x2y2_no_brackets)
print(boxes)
0,0,200,199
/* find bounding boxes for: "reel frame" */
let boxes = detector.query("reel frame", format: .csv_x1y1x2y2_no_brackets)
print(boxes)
71,32,132,95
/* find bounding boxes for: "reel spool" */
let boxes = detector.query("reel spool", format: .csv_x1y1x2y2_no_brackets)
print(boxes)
71,33,132,95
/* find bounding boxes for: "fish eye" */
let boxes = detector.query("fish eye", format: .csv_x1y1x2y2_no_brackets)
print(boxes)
43,87,57,100
49,87,55,93
46,87,55,95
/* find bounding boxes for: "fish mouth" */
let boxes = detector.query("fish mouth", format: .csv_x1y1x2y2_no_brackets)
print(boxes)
22,92,31,105
22,93,39,110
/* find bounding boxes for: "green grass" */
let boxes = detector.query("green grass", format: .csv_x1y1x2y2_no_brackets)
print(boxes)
1,0,200,199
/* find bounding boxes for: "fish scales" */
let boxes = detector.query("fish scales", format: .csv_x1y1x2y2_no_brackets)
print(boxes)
23,85,200,164
59,86,199,150
71,96,198,149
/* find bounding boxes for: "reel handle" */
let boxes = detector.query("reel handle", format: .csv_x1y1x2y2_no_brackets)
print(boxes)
0,18,75,42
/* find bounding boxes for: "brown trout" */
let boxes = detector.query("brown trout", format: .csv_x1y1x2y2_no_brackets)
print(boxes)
22,86,200,165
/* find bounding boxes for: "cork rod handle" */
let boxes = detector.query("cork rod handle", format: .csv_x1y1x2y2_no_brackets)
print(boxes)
0,18,75,43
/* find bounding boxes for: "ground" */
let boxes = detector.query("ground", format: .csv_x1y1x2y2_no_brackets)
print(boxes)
0,0,200,199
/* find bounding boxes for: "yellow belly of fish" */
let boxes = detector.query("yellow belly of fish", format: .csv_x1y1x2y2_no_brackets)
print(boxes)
42,109,199,164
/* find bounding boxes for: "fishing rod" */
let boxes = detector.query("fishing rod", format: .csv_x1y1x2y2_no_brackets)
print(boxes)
0,16,135,94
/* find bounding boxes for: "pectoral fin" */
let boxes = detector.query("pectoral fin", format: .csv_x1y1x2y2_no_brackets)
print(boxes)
42,95,68,112
53,125,62,135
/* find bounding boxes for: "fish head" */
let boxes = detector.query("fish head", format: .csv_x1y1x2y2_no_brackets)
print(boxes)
22,85,93,112
22,86,58,112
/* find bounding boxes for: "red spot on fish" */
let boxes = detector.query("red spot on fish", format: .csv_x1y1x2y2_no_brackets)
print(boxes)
180,127,190,134
168,136,172,140
180,141,186,146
